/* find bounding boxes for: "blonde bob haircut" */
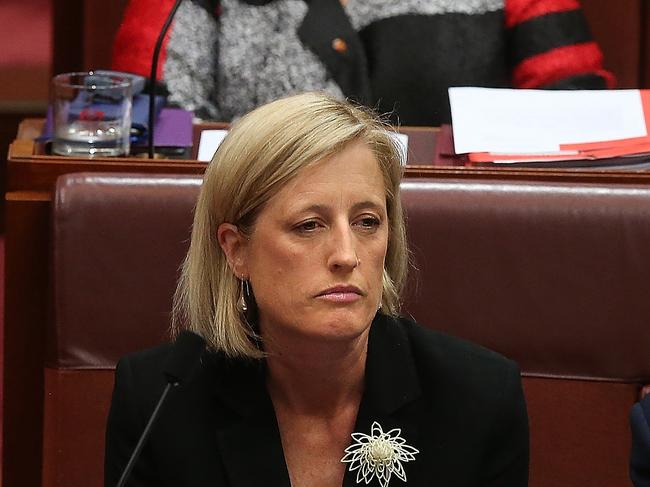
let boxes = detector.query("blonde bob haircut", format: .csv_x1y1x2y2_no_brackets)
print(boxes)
172,92,408,358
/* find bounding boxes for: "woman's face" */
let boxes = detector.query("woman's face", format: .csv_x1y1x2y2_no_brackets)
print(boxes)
236,141,389,345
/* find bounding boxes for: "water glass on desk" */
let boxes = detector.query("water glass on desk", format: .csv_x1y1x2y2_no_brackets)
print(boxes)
51,72,133,157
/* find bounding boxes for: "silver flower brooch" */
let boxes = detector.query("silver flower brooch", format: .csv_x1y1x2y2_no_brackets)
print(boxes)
341,421,419,486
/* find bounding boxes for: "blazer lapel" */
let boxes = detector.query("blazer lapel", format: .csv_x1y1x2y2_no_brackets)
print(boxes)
297,0,371,102
343,314,423,487
210,355,291,486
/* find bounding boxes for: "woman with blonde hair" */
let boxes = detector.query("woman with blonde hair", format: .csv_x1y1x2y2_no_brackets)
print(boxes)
105,92,528,487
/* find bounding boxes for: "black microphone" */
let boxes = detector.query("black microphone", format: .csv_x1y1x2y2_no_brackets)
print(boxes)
115,331,205,487
148,0,184,159
163,330,207,384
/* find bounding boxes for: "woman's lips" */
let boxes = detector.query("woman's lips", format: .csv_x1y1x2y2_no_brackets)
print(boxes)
316,286,363,303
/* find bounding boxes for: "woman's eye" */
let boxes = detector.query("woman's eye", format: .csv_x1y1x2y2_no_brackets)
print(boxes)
296,220,320,232
356,217,381,229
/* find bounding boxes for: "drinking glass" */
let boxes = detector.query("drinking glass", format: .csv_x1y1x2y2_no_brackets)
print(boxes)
52,72,132,157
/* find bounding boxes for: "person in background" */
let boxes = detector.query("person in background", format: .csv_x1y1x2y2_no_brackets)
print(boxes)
104,92,529,486
631,392,650,487
112,0,614,125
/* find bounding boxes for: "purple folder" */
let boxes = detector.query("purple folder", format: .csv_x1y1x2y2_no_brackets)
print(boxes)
132,108,193,148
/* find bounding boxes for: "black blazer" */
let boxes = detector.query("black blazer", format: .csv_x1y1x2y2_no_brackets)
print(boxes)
631,393,650,487
105,314,529,486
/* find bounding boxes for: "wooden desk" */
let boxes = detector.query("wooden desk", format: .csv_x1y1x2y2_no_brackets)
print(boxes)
5,118,650,487
10,119,650,193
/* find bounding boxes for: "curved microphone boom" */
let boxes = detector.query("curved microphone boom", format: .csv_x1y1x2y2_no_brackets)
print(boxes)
148,0,184,159
116,331,205,487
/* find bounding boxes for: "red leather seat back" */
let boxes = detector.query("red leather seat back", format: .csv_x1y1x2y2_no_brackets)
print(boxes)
47,173,650,487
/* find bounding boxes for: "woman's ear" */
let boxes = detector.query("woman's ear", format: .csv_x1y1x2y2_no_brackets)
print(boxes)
217,223,249,278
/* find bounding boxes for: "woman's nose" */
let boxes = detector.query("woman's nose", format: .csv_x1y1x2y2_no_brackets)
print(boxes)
327,224,359,271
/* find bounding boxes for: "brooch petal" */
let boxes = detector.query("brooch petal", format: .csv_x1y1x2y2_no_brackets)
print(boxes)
341,421,419,486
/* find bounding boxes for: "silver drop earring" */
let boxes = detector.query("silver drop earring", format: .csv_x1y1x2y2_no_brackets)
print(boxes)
238,278,250,313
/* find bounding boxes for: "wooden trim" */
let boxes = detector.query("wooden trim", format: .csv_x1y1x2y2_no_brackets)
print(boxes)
581,0,642,88
52,0,85,74
82,0,130,69
642,0,650,87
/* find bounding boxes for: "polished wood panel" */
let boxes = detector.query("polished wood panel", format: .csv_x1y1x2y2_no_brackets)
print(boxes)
582,0,642,88
524,377,638,487
643,0,650,87
2,199,50,487
11,119,650,194
82,0,130,70
52,0,84,75
42,370,114,487
52,0,129,73
1,113,42,231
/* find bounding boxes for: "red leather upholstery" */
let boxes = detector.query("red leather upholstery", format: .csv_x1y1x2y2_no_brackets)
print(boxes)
49,174,201,369
401,179,650,382
46,173,650,487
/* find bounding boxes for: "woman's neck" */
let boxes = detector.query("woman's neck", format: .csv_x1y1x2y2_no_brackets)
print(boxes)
264,329,369,416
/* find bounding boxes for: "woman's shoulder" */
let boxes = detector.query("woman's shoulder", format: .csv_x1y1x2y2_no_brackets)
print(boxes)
115,342,175,383
113,341,258,400
118,341,174,368
112,343,178,409
394,314,517,366
116,340,232,379
384,314,522,395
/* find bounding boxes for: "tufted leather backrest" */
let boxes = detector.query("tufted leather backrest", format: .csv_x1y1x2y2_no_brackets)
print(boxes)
51,174,650,381
401,179,650,382
49,173,201,369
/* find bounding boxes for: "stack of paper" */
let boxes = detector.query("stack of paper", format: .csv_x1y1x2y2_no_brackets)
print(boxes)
449,87,650,165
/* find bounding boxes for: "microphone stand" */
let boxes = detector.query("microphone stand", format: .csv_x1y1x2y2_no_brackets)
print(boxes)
115,384,173,487
148,0,184,159
114,331,204,487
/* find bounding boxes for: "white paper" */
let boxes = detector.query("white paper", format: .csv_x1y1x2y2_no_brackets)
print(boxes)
449,87,647,154
197,129,229,162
